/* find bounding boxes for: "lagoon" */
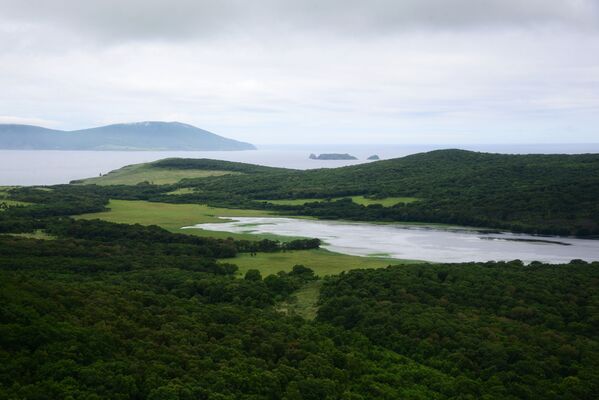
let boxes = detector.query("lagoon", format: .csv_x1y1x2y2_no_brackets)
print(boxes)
184,217,599,264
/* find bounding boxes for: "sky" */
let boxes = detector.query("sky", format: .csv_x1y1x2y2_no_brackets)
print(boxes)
0,0,598,145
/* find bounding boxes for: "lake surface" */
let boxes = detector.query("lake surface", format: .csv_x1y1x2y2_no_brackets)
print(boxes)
184,217,599,264
2,143,599,185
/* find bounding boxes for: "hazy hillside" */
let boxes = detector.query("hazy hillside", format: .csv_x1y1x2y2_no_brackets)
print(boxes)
0,121,256,150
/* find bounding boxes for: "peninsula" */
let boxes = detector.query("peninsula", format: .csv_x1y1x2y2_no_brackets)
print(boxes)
0,121,256,151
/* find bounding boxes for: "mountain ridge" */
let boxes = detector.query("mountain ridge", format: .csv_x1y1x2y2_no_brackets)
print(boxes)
0,121,256,151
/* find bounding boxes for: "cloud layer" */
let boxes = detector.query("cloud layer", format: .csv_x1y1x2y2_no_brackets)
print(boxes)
1,0,598,144
3,0,598,41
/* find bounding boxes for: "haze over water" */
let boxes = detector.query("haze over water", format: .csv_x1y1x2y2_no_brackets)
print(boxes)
2,143,599,186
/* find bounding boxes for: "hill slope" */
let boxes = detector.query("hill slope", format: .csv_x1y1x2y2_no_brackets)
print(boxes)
68,150,599,235
152,150,599,236
72,158,284,185
0,121,255,150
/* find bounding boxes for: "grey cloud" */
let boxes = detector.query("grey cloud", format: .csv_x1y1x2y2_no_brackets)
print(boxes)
1,0,598,42
1,0,598,144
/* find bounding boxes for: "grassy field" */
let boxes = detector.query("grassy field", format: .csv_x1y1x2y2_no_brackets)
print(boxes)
0,188,31,210
236,249,415,320
76,199,290,240
0,186,15,198
264,196,419,207
230,248,411,277
5,230,56,240
350,195,419,206
276,280,322,320
0,187,32,210
75,163,239,185
78,199,420,320
78,199,415,274
166,187,197,195
0,199,30,209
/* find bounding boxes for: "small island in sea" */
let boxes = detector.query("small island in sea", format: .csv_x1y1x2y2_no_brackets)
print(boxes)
309,153,358,160
367,154,380,160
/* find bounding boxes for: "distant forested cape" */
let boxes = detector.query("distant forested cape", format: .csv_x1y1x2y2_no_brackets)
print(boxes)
0,121,256,150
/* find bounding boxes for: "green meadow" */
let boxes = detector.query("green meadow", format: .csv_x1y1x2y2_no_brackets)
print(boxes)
78,199,411,276
230,248,410,277
276,280,322,320
264,195,419,207
165,187,198,195
0,199,31,209
77,199,278,240
0,188,31,209
74,163,238,185
5,230,56,240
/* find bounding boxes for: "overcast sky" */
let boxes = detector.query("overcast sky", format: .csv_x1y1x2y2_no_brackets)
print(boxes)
1,0,598,144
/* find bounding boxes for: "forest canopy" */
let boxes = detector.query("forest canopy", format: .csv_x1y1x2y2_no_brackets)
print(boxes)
61,150,599,236
1,150,598,398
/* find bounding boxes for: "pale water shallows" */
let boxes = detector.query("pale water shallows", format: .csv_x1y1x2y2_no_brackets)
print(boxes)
183,217,599,264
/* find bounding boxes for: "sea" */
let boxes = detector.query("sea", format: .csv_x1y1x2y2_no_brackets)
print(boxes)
1,143,599,186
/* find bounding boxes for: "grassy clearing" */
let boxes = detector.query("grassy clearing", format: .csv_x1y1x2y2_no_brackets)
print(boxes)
350,195,419,206
0,186,17,198
75,163,239,185
1,199,29,207
0,199,31,210
76,199,287,241
265,198,326,206
276,280,322,320
166,187,197,195
78,199,421,273
263,196,419,207
230,248,412,277
0,187,32,210
5,230,56,240
249,249,418,321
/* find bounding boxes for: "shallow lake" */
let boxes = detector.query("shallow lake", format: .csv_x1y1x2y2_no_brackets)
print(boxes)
184,217,599,264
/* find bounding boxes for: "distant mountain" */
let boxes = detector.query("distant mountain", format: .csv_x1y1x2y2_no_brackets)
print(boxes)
0,121,256,151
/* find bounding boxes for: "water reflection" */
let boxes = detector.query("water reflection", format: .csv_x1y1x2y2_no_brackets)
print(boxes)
184,217,599,264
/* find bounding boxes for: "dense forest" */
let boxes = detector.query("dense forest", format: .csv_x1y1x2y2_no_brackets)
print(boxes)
0,209,449,399
318,262,599,399
1,223,597,398
166,150,599,236
1,151,598,398
64,150,599,236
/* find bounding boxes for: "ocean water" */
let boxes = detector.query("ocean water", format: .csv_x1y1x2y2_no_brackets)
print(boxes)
1,143,599,186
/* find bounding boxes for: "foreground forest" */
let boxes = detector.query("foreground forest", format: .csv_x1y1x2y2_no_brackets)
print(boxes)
1,150,598,398
69,150,599,236
1,227,598,399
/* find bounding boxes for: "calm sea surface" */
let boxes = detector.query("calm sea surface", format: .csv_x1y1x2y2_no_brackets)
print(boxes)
2,143,599,186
